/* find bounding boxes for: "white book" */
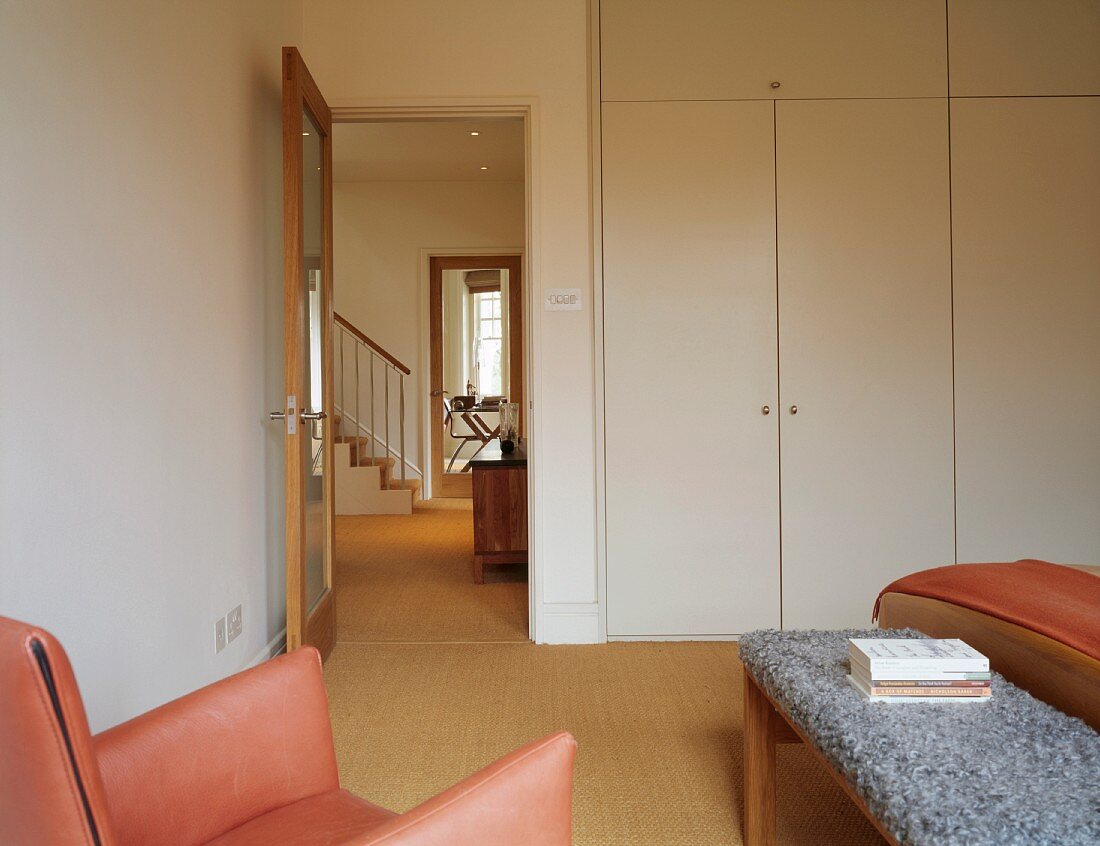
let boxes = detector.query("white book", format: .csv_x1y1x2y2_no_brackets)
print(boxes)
850,662,991,683
848,638,989,674
847,675,992,704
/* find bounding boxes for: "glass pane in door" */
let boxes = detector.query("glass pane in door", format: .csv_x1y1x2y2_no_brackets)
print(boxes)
302,108,326,610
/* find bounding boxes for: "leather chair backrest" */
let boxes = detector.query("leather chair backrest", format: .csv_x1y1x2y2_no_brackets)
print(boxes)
0,616,117,845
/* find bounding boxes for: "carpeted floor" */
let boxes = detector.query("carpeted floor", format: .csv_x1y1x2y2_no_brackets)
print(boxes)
327,503,883,844
335,500,528,642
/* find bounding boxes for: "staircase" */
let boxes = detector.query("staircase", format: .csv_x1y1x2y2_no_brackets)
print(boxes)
333,313,421,515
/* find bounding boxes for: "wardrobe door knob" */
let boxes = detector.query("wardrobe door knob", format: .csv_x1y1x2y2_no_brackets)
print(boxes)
789,405,798,415
762,405,771,415
770,81,782,89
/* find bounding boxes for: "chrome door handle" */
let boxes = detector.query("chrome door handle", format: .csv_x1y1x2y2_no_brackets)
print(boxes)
268,411,286,420
301,411,327,420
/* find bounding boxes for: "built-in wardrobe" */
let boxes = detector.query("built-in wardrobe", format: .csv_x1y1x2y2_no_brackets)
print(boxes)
599,0,1100,637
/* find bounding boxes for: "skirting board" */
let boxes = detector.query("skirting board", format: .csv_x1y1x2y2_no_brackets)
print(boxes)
537,603,600,644
608,634,743,642
246,628,287,668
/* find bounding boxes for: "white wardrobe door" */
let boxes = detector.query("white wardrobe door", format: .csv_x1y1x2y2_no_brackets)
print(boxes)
948,0,1100,96
776,99,955,630
952,97,1100,564
602,101,780,636
599,0,946,102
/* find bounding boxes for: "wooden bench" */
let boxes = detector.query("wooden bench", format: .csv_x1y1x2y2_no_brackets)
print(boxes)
739,629,1100,846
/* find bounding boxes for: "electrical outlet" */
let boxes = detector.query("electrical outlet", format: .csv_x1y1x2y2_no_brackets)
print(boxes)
227,604,243,643
215,617,227,654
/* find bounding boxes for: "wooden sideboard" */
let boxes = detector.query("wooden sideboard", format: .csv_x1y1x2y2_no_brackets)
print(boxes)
469,443,528,584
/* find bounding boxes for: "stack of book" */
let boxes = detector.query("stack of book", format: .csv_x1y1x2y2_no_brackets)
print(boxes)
847,638,992,703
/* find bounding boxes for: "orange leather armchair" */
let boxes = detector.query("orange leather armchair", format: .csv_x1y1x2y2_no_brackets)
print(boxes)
0,616,576,845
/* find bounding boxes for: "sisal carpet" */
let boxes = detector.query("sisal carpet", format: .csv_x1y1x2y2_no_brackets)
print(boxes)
335,500,528,642
328,501,882,843
325,640,884,845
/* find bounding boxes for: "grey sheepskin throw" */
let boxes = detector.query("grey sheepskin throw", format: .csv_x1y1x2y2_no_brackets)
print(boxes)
739,628,1100,846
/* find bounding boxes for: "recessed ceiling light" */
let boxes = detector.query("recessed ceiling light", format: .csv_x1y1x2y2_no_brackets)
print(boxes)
470,131,480,136
303,132,310,136
480,166,488,170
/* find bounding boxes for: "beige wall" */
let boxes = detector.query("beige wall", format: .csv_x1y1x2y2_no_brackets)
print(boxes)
333,179,524,476
0,0,302,730
306,1,599,638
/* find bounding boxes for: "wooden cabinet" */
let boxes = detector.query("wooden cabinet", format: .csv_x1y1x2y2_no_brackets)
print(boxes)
600,0,946,102
602,100,781,637
949,0,1100,96
471,462,527,583
775,99,955,629
951,97,1100,563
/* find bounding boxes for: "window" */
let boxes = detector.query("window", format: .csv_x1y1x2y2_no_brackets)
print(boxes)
471,289,502,396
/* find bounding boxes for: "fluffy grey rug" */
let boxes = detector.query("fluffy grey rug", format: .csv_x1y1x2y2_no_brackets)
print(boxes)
739,628,1100,846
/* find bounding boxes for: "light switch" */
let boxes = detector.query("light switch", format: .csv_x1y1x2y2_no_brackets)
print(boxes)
543,288,582,311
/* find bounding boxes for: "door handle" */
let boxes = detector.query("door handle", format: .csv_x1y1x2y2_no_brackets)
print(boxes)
301,411,327,420
268,411,286,420
789,405,798,415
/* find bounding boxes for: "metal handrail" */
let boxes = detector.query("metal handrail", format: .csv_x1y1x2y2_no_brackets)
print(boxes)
333,319,411,490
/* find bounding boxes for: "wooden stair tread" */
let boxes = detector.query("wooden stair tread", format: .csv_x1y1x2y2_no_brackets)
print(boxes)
352,456,395,469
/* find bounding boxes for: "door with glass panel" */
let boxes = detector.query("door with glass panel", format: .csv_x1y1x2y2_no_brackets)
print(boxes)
277,47,336,657
429,255,523,498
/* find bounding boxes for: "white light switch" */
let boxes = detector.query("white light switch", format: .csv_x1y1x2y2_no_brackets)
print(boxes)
543,288,582,311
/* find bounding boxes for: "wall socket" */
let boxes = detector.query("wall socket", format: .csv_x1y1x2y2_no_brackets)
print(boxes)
214,604,243,655
227,605,243,643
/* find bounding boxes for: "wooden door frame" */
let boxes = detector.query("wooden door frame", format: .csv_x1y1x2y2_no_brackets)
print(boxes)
283,46,336,658
429,254,523,498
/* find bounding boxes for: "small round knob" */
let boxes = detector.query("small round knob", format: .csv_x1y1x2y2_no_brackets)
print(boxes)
789,405,798,415
762,405,771,415
770,81,781,89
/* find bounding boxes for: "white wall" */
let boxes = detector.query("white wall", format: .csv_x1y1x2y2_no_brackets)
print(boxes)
305,0,600,642
0,0,302,731
333,179,524,474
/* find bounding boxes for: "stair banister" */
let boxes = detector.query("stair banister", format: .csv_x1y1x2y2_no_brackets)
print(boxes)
332,312,414,490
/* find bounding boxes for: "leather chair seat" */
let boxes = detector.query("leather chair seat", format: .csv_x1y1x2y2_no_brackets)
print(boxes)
206,789,396,846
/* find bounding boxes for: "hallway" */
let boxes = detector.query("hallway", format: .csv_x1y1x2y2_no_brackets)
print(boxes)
334,500,527,643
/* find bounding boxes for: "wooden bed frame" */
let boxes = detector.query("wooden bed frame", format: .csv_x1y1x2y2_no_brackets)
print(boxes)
877,565,1100,730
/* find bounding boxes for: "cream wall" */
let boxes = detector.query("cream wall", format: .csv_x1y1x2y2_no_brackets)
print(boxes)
0,0,302,730
306,1,599,640
333,180,524,476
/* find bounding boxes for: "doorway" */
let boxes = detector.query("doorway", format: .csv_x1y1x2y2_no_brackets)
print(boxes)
429,254,523,498
326,116,532,643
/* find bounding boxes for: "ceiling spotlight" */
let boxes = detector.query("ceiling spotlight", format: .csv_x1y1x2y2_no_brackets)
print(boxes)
470,131,480,136
480,166,488,170
303,132,310,136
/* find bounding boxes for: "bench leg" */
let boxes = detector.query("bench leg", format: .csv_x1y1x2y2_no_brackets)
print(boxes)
743,668,777,846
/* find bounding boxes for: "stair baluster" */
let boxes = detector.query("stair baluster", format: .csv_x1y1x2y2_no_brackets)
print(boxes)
332,312,418,504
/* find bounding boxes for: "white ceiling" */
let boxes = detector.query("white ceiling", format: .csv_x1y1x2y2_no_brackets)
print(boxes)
333,119,524,182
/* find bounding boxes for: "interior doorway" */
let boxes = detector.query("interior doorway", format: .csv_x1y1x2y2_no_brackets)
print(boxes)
429,254,523,498
327,115,532,643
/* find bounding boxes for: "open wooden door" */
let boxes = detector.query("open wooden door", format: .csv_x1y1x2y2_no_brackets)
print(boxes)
280,47,335,657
